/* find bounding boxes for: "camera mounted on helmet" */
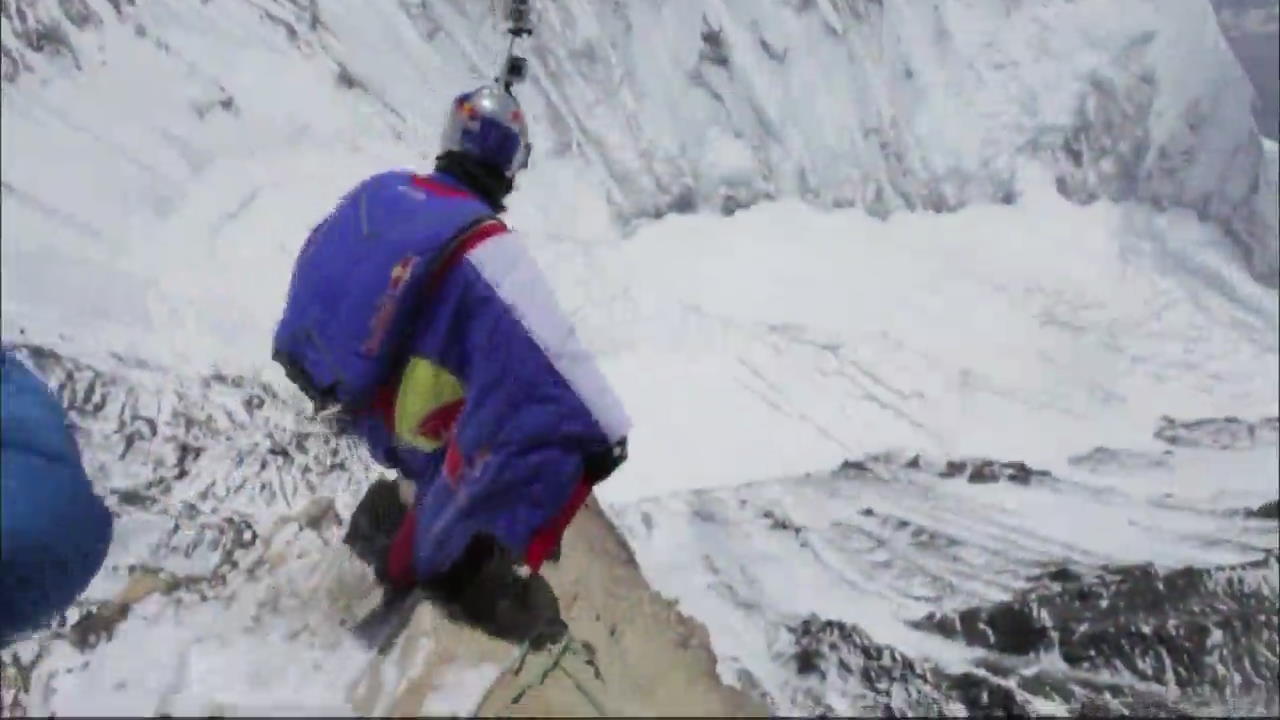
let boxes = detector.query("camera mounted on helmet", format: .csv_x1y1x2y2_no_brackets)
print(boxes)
433,0,536,208
506,0,533,39
497,0,533,93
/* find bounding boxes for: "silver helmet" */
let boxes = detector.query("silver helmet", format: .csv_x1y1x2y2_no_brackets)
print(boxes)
440,85,532,179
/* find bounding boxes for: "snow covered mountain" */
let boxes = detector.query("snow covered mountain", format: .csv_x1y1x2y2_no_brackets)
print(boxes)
2,0,1277,716
2,0,1277,299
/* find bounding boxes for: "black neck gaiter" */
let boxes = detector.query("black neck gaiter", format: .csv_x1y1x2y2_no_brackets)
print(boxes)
433,151,514,213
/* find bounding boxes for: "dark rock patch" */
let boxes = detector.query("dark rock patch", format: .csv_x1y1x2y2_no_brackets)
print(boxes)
912,553,1279,713
1155,416,1279,450
1068,446,1174,473
778,548,1276,717
1245,499,1278,520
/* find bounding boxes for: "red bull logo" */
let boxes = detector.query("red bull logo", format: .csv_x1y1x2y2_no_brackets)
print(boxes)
360,255,421,356
388,256,415,292
459,99,482,131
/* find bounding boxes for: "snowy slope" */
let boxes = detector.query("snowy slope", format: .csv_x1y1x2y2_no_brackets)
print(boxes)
2,0,1279,716
612,430,1280,715
573,180,1278,504
2,0,1277,294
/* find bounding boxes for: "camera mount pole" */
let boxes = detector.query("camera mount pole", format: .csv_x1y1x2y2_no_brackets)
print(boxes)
497,0,534,93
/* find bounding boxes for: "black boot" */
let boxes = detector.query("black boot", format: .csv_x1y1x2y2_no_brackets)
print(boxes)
346,488,566,649
343,479,407,583
424,534,567,649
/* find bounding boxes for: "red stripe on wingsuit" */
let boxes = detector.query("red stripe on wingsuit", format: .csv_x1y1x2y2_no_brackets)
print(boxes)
525,478,593,573
436,219,508,281
417,398,465,445
443,436,465,487
411,175,471,198
408,175,510,283
385,509,418,589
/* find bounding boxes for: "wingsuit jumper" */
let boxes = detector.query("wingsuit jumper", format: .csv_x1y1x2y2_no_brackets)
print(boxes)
271,84,631,620
1,351,114,647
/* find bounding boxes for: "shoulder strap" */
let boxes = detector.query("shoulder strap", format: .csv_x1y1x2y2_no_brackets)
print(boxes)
425,216,509,295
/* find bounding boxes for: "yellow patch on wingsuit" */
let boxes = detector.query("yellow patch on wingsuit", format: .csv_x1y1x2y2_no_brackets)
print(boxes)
393,356,466,452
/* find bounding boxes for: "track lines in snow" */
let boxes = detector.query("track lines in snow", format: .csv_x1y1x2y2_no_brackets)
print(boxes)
13,94,179,187
803,490,1081,604
808,526,971,607
735,355,856,455
1124,515,1277,558
764,323,918,404
0,179,106,242
755,322,943,448
884,491,1106,566
732,356,793,417
798,468,1098,566
636,472,1094,616
716,316,940,458
824,518,1039,604
821,358,935,438
209,187,262,241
